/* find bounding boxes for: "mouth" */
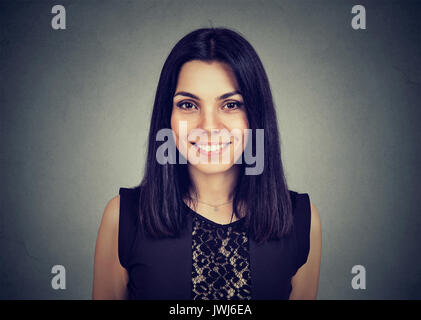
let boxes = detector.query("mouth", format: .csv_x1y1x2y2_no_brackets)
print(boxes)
190,141,232,156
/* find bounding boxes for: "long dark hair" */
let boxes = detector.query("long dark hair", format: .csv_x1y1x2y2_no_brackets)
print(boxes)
136,27,293,244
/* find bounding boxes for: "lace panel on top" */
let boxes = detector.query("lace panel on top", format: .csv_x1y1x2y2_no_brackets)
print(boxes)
191,212,252,300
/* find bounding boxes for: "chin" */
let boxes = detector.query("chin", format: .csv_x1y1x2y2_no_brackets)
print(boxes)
189,162,237,175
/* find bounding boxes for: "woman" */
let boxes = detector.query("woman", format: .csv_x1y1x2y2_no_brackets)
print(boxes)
92,27,321,300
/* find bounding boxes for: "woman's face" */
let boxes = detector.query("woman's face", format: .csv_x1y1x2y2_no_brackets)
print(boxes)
171,60,249,174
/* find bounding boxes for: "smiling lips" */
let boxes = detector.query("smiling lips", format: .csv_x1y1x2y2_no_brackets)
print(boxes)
191,141,232,154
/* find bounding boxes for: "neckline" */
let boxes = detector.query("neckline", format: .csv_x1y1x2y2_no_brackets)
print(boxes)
182,200,245,228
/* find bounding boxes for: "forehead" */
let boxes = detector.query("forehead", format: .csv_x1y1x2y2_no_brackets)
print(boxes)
175,60,240,95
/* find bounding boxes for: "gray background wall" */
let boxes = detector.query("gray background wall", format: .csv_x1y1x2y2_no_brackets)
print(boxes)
1,0,420,299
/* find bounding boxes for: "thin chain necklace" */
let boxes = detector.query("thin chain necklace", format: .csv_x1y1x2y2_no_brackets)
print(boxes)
192,197,232,212
191,197,235,223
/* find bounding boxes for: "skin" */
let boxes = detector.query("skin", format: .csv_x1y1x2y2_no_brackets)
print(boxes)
92,195,128,299
170,60,249,224
92,60,322,299
289,202,322,299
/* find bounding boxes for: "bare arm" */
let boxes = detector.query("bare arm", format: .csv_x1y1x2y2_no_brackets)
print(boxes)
289,201,322,300
92,195,129,299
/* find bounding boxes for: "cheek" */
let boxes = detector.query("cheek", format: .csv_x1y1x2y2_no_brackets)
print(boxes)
171,115,193,146
170,116,178,144
231,111,249,128
229,116,249,139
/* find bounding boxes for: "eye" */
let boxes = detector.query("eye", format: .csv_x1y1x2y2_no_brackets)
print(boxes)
176,101,198,110
223,101,244,110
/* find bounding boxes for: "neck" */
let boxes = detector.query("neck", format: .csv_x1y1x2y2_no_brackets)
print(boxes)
187,164,239,204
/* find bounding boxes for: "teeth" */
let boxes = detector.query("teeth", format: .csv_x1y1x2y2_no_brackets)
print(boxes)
195,143,230,152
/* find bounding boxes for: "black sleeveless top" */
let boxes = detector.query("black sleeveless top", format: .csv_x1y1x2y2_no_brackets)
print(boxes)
118,186,311,300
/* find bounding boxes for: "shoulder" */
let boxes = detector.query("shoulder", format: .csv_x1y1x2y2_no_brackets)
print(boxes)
96,194,122,252
93,194,128,299
101,194,121,230
289,195,322,299
289,190,321,232
309,201,321,235
118,186,142,226
118,186,142,210
107,194,121,215
95,195,121,254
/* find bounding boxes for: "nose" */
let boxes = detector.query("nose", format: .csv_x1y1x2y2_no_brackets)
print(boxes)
199,108,224,136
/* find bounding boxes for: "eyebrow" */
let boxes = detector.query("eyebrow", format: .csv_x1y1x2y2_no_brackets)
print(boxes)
173,90,242,101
